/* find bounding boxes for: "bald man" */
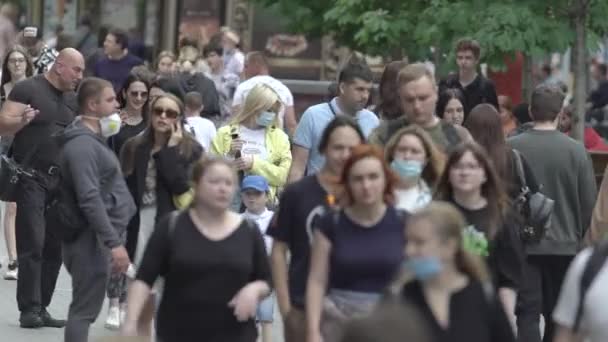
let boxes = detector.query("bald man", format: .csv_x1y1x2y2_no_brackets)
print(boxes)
0,48,83,329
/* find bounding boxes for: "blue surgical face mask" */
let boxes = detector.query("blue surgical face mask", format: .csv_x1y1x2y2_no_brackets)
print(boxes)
256,111,276,127
404,256,442,281
391,159,424,179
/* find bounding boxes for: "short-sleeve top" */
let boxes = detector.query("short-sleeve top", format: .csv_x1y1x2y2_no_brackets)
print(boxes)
8,74,77,168
292,97,379,175
316,206,406,293
136,212,272,342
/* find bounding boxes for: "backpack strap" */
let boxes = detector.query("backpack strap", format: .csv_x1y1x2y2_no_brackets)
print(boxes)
573,241,608,332
327,102,337,116
511,149,530,200
440,122,461,146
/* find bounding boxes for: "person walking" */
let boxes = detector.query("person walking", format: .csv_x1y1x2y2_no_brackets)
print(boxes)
122,157,272,342
439,38,499,118
508,85,598,342
306,144,407,342
108,73,150,156
436,88,466,126
211,83,292,210
369,63,470,149
104,72,150,330
384,125,444,212
394,201,515,342
94,28,143,93
57,77,135,342
267,116,365,342
434,142,525,329
232,51,296,135
240,175,275,342
0,48,84,328
288,61,379,182
0,45,34,280
119,93,202,335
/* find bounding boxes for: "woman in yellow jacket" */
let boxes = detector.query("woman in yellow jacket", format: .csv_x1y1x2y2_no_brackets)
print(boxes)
211,83,292,208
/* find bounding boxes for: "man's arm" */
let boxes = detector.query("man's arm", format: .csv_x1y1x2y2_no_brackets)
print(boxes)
287,110,315,183
579,151,599,237
0,100,37,136
271,241,291,317
287,145,309,184
284,105,297,137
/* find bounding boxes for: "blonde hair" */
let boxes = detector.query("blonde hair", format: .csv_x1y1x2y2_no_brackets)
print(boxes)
384,125,446,188
397,63,436,88
230,83,282,126
389,201,490,294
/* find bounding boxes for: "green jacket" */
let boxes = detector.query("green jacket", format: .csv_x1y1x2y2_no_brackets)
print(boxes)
211,124,292,198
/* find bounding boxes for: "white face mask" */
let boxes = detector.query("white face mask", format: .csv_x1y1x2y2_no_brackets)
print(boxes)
98,113,122,138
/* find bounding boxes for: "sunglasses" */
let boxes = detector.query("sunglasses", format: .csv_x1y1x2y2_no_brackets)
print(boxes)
152,107,180,119
129,91,148,98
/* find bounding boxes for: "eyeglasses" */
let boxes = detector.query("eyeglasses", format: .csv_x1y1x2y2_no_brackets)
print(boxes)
152,107,179,119
129,91,148,98
8,58,26,65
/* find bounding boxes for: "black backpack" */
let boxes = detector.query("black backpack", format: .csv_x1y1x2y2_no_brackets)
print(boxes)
573,240,608,332
45,135,111,242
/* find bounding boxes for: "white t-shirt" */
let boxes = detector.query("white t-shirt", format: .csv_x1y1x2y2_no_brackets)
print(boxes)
394,182,432,213
232,75,294,127
185,116,217,152
239,125,268,161
242,208,274,254
553,247,608,342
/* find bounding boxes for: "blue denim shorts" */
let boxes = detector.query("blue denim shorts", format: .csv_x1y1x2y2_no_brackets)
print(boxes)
256,293,275,323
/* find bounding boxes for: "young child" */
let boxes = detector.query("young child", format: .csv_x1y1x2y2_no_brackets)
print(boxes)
183,91,217,151
240,175,274,342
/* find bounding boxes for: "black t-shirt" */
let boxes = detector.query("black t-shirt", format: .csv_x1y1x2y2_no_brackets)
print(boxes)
402,280,515,342
266,175,328,309
317,206,406,293
108,120,146,156
136,212,271,342
9,75,77,168
451,200,524,290
439,74,499,117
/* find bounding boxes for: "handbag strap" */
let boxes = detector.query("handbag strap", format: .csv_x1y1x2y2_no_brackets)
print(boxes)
512,149,529,198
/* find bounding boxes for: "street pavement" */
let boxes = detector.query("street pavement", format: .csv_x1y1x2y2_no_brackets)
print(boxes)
0,204,285,342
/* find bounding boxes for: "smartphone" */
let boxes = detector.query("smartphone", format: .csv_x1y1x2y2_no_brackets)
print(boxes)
231,131,241,158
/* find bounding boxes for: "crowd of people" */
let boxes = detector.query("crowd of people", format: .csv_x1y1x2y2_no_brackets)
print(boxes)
0,19,605,342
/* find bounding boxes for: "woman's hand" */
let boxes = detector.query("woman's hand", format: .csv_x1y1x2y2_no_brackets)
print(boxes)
230,138,244,155
234,155,253,171
168,122,183,147
228,283,263,322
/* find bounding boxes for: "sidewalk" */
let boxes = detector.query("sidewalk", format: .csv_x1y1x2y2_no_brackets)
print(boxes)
0,204,284,341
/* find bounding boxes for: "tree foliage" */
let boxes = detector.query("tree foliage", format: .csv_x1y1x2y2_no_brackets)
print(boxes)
251,0,608,70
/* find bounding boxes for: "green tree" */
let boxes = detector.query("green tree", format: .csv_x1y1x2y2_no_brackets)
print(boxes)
253,0,608,139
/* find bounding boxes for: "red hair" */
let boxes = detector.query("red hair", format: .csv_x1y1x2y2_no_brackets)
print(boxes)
338,144,399,206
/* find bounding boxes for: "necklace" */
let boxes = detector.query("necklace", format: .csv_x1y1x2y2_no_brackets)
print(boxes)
123,112,143,126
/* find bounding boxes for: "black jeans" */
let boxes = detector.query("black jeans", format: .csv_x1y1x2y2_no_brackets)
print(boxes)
516,255,573,342
15,174,62,313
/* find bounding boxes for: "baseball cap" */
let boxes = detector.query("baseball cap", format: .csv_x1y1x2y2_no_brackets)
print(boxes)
241,175,269,192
